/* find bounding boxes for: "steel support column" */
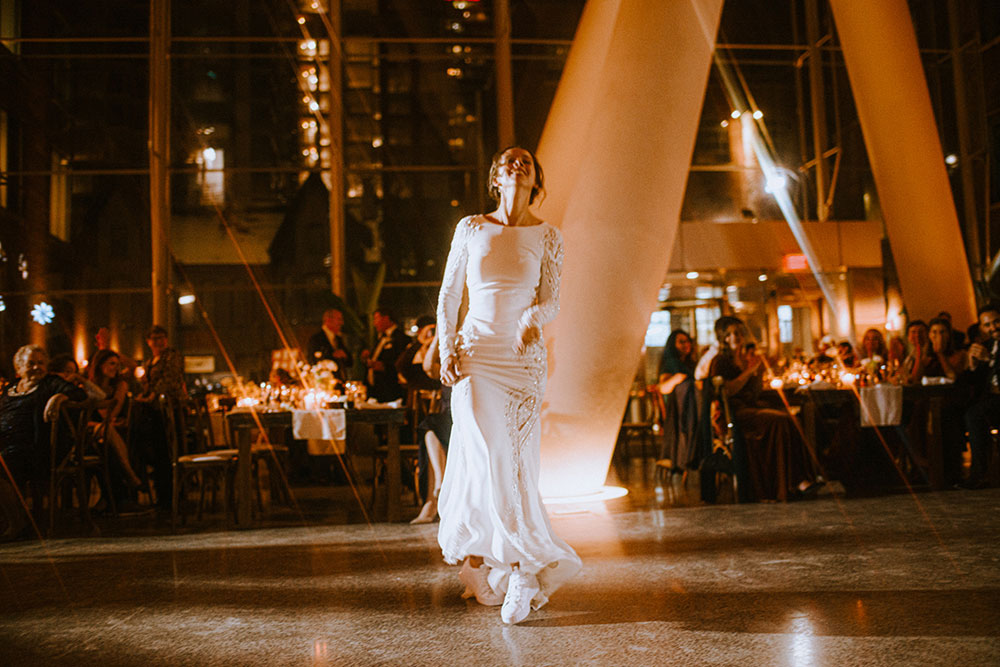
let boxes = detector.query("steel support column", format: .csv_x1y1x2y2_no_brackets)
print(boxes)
494,0,515,148
829,0,976,323
149,0,171,329
327,0,345,296
535,0,725,497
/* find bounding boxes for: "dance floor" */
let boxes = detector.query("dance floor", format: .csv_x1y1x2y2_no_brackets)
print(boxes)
2,483,999,665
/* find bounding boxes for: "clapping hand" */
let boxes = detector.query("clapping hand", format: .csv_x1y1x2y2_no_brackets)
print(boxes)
968,342,991,368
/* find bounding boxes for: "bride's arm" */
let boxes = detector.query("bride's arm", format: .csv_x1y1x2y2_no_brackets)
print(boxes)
519,225,564,332
437,217,472,384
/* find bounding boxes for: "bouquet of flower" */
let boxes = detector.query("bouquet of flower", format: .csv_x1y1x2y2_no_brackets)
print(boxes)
304,359,341,395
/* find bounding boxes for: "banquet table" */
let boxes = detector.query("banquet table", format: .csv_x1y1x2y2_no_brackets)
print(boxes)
225,406,409,526
771,384,959,490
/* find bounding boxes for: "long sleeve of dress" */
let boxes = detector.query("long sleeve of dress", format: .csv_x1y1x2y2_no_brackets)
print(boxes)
518,225,564,331
437,217,473,366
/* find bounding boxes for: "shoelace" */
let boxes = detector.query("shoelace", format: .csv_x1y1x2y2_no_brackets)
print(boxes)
507,574,532,602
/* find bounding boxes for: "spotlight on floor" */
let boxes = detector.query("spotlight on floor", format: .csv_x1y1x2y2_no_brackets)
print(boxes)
543,486,628,505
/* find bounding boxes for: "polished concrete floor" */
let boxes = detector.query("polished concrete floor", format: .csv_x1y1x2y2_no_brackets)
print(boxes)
1,478,999,666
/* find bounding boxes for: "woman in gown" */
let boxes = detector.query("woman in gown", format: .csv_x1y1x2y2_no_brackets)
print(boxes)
436,146,581,625
708,316,818,501
657,329,699,472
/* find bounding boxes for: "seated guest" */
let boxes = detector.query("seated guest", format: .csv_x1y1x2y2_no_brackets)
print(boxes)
47,354,104,400
88,350,144,490
132,325,187,509
924,317,967,381
859,329,889,379
396,316,440,392
709,316,817,501
657,329,699,472
307,308,352,381
960,302,1000,489
362,308,408,403
48,354,80,377
810,335,836,366
836,341,857,368
87,326,142,396
693,340,719,382
860,328,889,361
887,335,907,377
899,321,930,385
410,334,450,524
0,345,89,489
936,311,966,349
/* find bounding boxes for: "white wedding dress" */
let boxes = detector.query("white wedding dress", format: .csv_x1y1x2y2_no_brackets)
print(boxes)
436,215,581,610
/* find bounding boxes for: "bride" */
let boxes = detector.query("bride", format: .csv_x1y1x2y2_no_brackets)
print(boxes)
436,146,581,624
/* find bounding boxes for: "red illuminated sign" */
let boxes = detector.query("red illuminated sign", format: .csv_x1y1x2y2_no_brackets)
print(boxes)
782,253,809,272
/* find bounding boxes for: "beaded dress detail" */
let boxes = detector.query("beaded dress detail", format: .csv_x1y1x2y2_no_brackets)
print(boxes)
436,215,581,610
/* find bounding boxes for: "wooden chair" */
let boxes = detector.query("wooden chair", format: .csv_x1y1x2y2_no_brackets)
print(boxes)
164,397,236,528
695,377,744,504
247,431,293,514
48,399,116,534
407,387,440,444
193,396,292,516
371,442,421,510
615,388,663,481
366,399,425,510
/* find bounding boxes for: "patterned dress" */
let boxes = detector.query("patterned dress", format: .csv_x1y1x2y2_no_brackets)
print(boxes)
436,215,581,610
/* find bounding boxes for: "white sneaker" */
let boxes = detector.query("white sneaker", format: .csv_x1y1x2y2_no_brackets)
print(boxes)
459,560,503,606
501,568,539,625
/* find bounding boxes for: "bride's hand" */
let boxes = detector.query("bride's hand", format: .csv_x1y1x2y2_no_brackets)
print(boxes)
440,356,462,386
514,324,540,354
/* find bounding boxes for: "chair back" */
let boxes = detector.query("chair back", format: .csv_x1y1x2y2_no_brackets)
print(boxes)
696,377,748,503
158,396,183,463
49,400,90,472
187,396,217,452
48,399,116,532
621,390,658,427
407,387,441,442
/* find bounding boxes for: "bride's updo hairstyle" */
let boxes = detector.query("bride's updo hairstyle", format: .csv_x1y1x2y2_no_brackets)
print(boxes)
488,145,546,205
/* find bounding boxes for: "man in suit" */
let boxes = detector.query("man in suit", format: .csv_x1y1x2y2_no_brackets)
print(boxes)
307,308,352,381
363,308,409,403
961,302,1000,489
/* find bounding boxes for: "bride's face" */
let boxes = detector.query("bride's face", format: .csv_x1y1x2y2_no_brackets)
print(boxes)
493,149,536,192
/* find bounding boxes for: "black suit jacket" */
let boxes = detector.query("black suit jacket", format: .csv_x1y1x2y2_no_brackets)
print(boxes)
961,339,1000,402
368,327,410,402
306,329,352,380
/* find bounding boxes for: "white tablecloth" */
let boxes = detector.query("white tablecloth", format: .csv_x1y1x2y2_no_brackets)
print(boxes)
859,385,903,427
292,409,347,455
